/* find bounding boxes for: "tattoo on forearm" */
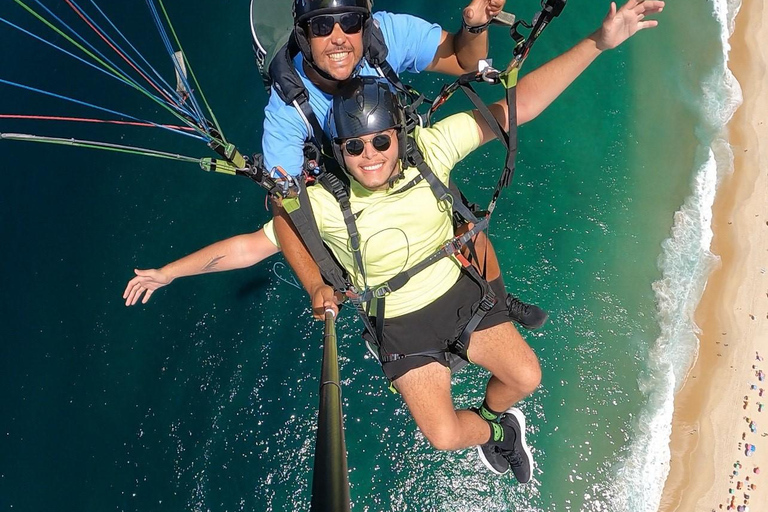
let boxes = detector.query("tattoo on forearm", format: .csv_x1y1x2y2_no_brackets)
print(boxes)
202,255,226,272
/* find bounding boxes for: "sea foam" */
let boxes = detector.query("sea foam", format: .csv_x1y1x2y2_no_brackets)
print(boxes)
608,0,744,510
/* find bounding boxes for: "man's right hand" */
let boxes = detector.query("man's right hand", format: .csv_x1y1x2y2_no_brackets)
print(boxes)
311,284,339,320
123,268,173,306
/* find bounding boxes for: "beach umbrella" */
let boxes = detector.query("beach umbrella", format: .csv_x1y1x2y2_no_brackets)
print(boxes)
754,467,761,474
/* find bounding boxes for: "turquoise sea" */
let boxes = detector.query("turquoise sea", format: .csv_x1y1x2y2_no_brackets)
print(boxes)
0,0,743,511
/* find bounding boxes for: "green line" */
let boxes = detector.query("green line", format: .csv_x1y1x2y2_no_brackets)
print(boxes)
1,132,202,163
13,0,208,139
156,0,226,145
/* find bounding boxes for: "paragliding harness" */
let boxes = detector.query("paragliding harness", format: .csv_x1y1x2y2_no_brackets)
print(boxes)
264,16,430,178
234,0,566,372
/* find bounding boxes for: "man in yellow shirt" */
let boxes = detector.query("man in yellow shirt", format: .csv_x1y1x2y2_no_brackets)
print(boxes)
292,75,535,480
123,0,665,483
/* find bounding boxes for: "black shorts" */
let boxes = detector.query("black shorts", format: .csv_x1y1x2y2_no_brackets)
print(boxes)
363,274,510,381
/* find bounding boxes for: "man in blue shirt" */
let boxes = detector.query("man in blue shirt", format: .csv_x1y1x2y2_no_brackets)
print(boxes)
262,0,507,178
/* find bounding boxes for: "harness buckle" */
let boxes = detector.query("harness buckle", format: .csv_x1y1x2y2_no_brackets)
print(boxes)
373,284,392,299
478,59,500,84
479,294,498,311
450,238,465,254
437,192,454,213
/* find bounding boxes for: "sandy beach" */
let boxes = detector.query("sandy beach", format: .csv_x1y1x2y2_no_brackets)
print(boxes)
657,0,768,511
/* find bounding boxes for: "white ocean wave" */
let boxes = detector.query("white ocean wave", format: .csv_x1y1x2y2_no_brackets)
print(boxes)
608,0,744,510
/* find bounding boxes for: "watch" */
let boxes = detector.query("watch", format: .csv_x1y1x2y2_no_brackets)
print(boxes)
462,18,492,34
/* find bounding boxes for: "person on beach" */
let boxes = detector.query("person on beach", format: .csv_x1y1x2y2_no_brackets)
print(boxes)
124,0,665,314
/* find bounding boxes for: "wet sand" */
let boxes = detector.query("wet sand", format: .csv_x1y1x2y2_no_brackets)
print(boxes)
657,0,768,511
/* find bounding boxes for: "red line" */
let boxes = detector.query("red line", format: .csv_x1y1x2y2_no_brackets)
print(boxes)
64,0,179,108
0,114,196,131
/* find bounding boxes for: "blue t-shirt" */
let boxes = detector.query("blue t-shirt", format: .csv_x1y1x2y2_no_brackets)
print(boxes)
261,11,442,176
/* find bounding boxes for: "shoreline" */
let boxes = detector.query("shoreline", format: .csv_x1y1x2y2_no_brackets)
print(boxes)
658,0,768,511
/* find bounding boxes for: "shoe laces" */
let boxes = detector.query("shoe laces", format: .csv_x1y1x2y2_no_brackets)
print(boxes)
506,449,526,467
506,296,530,316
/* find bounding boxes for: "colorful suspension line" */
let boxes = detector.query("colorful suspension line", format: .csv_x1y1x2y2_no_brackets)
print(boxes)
0,114,197,132
12,0,210,139
151,0,227,145
0,78,207,142
0,15,196,127
24,0,180,113
84,0,185,110
0,131,242,181
63,0,181,112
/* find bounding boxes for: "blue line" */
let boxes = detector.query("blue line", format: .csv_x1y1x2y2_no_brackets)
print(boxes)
146,0,207,123
0,16,176,115
87,0,182,107
145,0,209,129
0,77,208,142
144,0,208,130
28,0,168,113
71,0,199,122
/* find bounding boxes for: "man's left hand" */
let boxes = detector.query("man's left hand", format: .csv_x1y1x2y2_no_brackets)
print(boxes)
463,0,506,27
595,0,665,51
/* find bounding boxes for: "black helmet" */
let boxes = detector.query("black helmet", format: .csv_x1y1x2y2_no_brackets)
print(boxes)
329,77,407,168
293,0,372,25
292,0,373,78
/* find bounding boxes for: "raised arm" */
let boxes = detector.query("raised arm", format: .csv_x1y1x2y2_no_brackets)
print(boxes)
426,0,505,75
473,0,665,144
122,228,279,306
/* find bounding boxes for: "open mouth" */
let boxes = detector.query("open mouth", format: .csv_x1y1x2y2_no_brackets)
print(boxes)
327,49,352,62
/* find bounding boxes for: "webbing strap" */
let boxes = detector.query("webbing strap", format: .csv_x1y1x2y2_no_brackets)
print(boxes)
456,80,519,214
318,171,368,293
451,267,497,358
281,184,349,294
406,143,480,225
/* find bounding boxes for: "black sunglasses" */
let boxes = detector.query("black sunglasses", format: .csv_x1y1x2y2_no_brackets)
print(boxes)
308,12,365,37
340,133,393,156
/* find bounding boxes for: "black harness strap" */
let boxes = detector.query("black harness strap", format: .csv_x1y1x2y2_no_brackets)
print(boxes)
281,183,349,294
317,171,366,277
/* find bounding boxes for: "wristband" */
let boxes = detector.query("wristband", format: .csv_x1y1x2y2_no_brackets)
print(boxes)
462,18,492,34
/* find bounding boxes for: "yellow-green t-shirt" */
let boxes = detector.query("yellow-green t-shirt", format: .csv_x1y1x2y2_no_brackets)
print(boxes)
265,112,481,318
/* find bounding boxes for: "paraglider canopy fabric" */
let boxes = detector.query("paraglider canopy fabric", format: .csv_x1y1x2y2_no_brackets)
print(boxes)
250,0,294,83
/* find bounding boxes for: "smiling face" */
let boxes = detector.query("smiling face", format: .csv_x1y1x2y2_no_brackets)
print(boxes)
341,129,401,191
307,18,364,81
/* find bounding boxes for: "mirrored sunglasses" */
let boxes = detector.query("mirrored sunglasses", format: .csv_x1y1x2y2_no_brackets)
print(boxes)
341,133,392,156
308,12,364,37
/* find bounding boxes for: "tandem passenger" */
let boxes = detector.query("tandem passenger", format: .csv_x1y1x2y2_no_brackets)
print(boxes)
124,0,665,483
122,0,550,329
280,0,664,474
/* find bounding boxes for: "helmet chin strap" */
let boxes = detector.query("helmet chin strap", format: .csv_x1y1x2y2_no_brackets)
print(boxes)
386,162,405,189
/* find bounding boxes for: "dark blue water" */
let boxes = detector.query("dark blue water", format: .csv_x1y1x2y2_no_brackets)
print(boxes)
0,1,730,511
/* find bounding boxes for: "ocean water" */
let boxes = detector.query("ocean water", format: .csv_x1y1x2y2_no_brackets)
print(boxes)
0,1,741,511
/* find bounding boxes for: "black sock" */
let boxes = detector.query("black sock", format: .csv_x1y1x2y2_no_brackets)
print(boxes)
478,399,505,422
485,419,517,451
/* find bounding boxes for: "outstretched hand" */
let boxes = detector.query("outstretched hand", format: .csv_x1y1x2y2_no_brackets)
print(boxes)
123,268,172,306
463,0,506,27
596,0,665,51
